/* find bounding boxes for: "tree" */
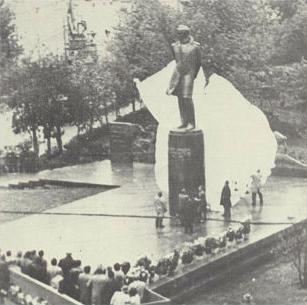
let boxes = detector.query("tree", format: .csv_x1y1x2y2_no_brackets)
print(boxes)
7,55,73,156
275,222,307,288
0,0,23,101
179,0,278,78
36,55,72,154
109,0,279,107
106,0,180,109
270,1,307,65
8,59,43,156
69,57,116,132
0,0,22,68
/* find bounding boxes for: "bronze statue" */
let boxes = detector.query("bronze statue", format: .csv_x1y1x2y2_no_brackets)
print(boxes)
167,25,202,130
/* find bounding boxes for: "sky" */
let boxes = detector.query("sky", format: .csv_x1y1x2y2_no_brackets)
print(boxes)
7,0,179,59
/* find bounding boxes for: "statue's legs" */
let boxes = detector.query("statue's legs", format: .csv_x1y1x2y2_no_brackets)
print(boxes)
178,97,188,128
187,98,195,127
183,98,195,129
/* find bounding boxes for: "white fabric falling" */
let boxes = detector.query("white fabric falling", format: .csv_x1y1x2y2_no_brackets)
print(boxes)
137,61,277,211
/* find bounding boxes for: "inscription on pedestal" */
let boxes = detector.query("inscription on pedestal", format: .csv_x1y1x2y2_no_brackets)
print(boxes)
168,129,205,216
169,147,192,160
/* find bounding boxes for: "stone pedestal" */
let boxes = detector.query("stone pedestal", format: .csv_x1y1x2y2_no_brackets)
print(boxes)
109,122,138,164
168,129,205,216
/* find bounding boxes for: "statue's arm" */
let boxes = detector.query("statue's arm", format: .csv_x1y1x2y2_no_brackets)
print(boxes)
194,45,202,78
171,45,176,60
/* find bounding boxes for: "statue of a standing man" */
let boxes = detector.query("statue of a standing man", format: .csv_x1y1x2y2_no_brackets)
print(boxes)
167,25,202,130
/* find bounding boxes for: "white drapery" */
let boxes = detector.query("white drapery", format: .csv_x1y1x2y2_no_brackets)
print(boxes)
137,61,277,210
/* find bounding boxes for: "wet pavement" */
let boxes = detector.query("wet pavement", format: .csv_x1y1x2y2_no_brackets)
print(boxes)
0,160,306,269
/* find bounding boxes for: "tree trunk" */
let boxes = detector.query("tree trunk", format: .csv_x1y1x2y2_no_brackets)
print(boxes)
47,137,51,156
32,128,39,156
105,111,109,125
132,99,136,112
98,117,104,127
44,126,51,157
55,125,63,154
303,251,307,288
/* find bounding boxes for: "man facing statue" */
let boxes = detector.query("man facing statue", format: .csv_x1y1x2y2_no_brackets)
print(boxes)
166,25,202,130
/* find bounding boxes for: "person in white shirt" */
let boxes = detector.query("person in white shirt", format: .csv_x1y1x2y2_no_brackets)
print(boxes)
154,192,167,229
128,271,148,301
47,258,63,287
110,285,130,305
251,169,263,206
129,287,140,305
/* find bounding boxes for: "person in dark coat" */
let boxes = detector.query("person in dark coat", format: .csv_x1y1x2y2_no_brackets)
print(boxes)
220,181,232,219
178,188,190,225
29,256,48,284
181,192,196,234
20,252,32,275
102,268,120,305
194,185,207,223
78,266,92,305
58,253,75,280
0,255,10,291
66,260,83,301
38,250,47,268
0,255,10,305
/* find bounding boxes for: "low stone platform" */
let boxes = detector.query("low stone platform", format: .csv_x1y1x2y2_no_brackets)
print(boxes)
8,179,119,190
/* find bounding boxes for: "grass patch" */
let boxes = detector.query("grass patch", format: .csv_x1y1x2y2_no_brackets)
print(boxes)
190,259,307,305
0,187,105,224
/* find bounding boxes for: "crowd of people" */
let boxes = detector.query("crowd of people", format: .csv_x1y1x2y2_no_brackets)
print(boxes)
0,250,151,305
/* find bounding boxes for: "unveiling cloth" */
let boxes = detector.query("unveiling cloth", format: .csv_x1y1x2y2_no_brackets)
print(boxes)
137,61,277,211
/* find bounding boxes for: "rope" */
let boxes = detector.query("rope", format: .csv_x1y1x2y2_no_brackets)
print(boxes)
0,210,297,226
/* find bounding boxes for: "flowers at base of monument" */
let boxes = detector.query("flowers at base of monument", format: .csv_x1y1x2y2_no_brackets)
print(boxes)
167,250,180,276
234,220,251,243
218,235,227,248
204,237,220,254
240,220,251,236
155,250,179,276
180,248,194,265
130,220,252,280
226,227,236,242
191,242,205,257
135,255,152,270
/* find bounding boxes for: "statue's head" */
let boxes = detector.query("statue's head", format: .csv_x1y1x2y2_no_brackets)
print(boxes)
176,24,190,43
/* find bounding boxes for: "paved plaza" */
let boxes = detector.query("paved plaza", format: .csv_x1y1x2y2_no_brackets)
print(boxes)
0,160,306,269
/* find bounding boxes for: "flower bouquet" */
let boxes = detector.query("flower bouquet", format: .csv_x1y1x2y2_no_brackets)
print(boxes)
205,237,220,254
235,227,244,243
218,235,227,249
192,243,205,257
241,220,251,240
226,227,235,242
135,255,152,270
155,256,172,276
167,250,180,276
181,248,194,264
